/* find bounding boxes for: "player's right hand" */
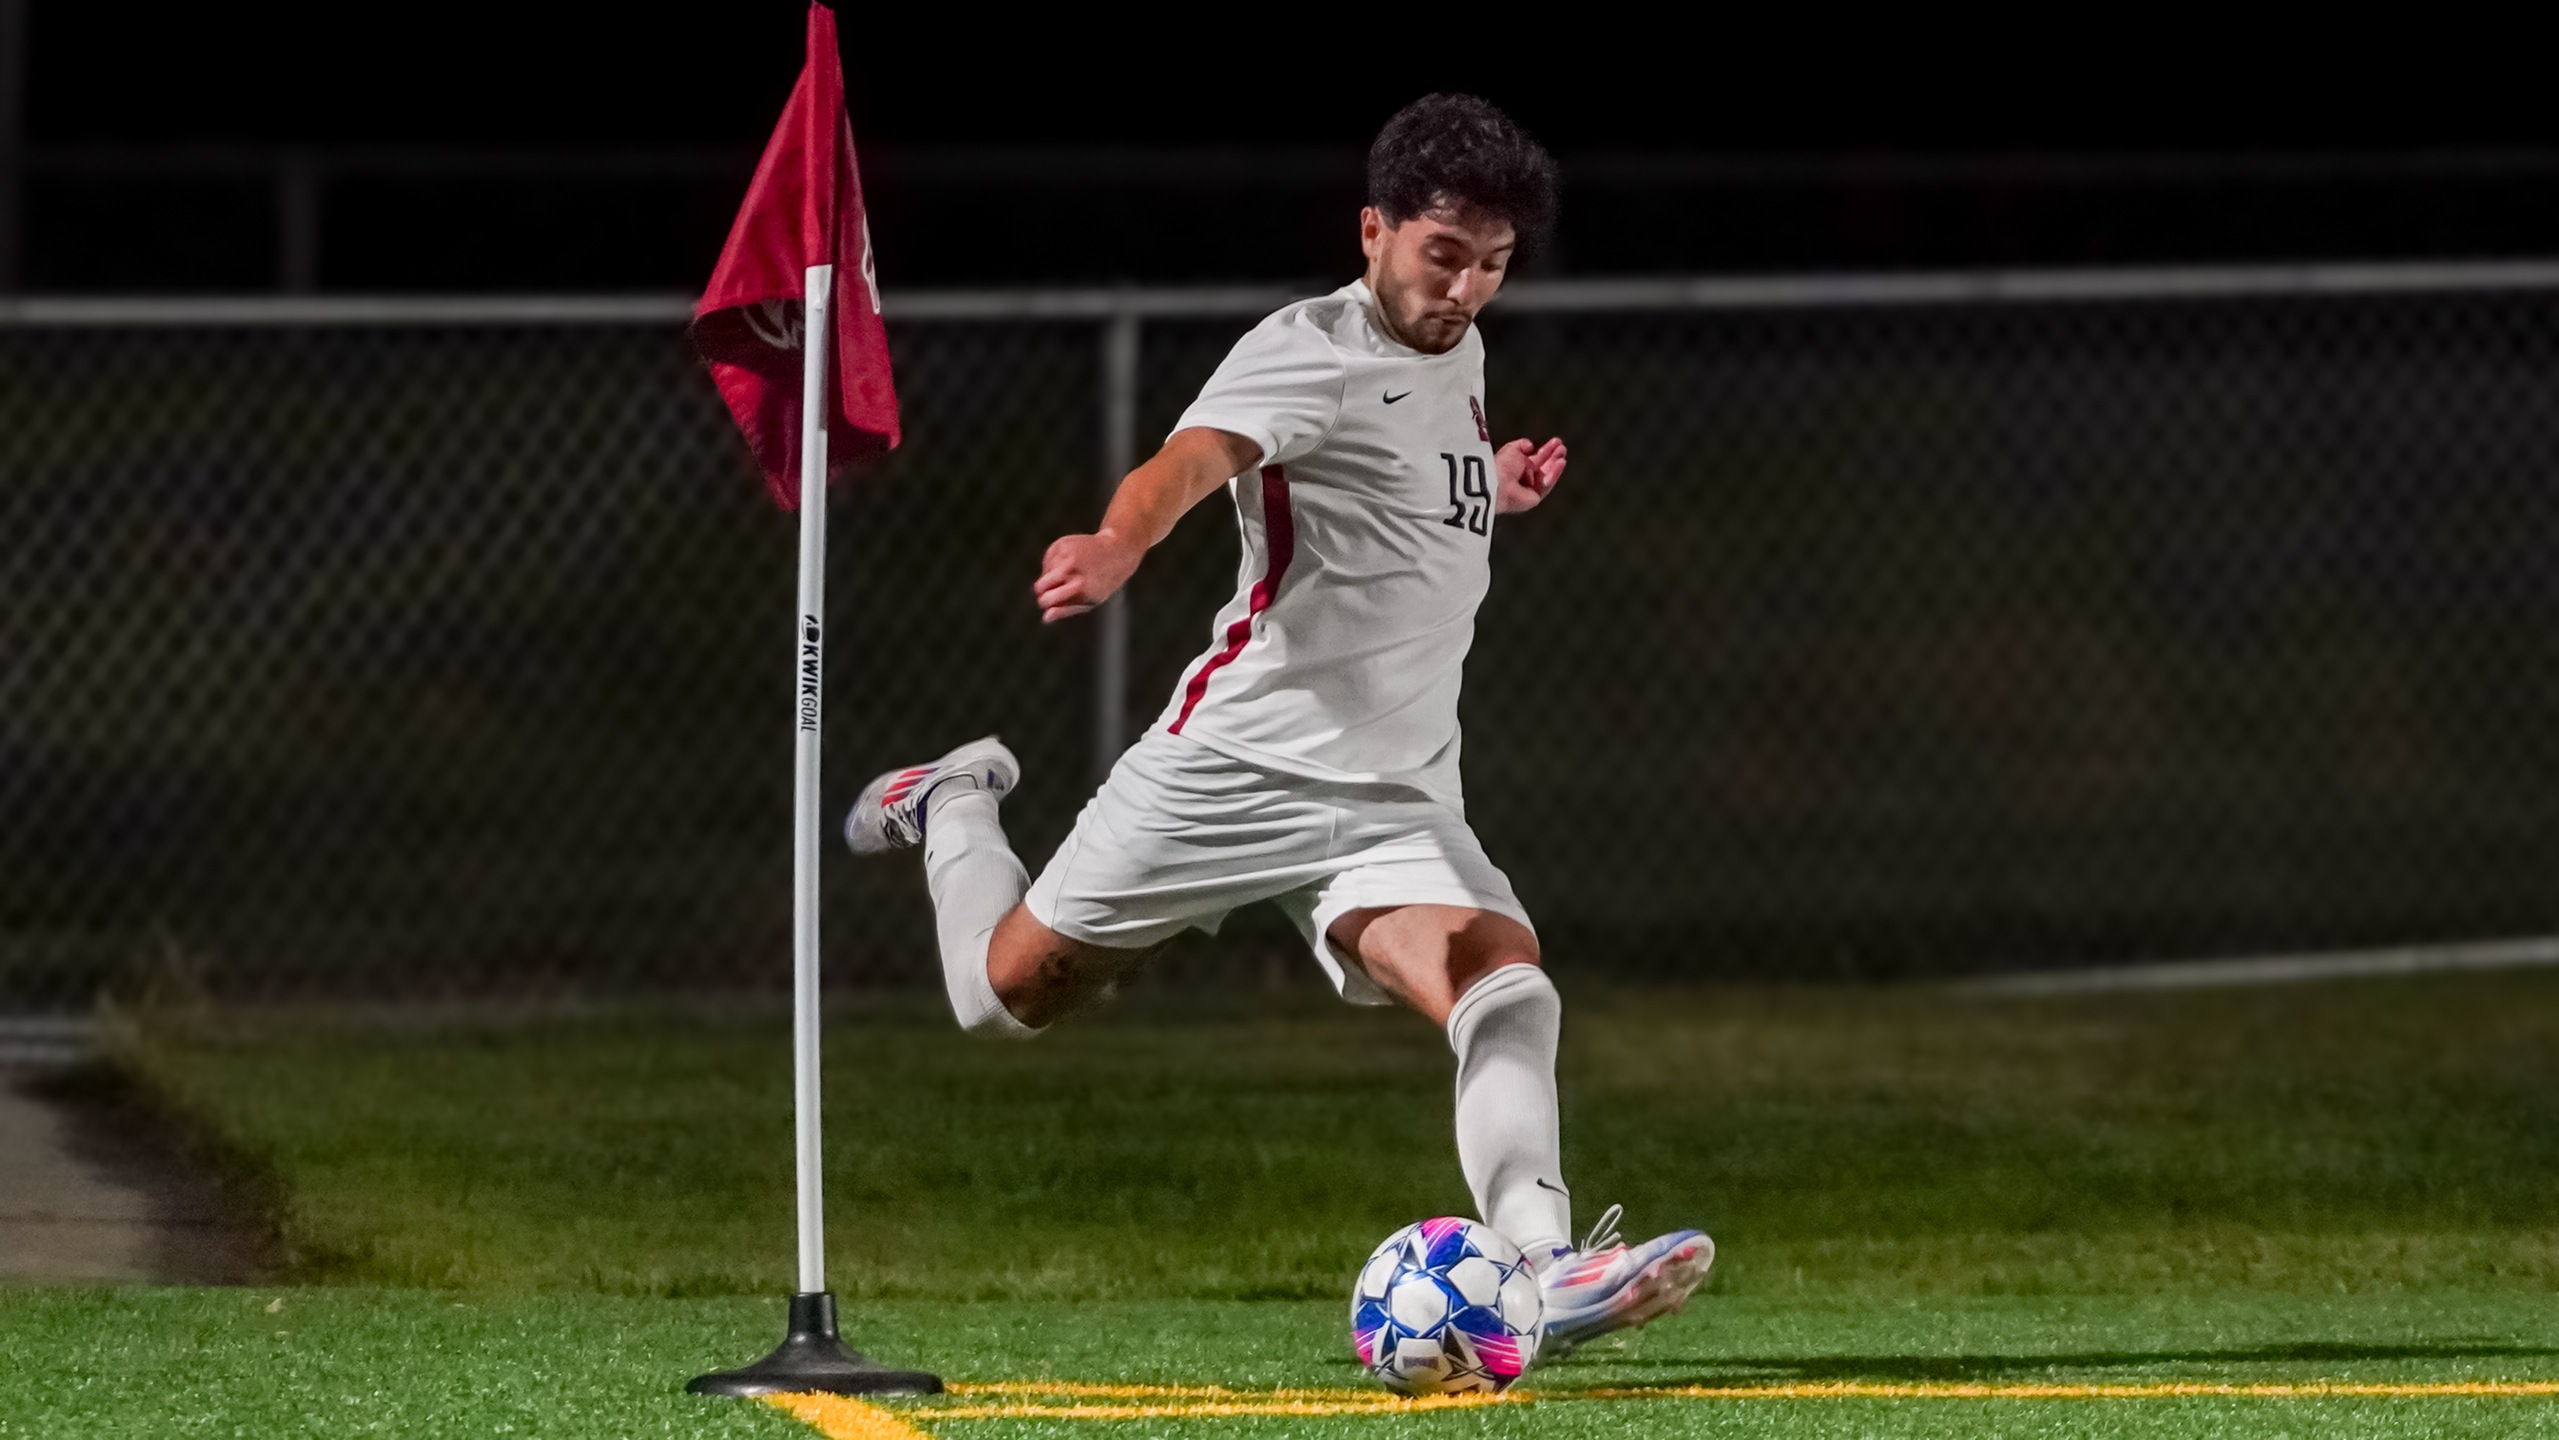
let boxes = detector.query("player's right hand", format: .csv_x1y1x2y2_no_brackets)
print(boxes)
1035,530,1145,623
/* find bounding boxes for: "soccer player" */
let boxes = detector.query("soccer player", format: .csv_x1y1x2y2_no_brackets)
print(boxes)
844,94,1711,1353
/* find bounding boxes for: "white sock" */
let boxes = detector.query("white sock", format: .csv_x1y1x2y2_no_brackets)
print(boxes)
1446,963,1570,1259
920,789,1037,1038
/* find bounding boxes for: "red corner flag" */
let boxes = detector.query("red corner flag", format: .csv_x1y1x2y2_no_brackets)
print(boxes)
693,3,897,507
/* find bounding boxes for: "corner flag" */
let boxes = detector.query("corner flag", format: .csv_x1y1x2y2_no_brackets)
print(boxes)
692,0,898,507
687,3,939,1402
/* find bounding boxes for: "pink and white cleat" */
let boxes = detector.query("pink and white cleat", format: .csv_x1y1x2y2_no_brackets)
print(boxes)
1534,1205,1715,1356
842,736,1019,855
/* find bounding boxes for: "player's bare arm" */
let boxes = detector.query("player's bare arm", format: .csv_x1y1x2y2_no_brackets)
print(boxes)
1033,426,1260,623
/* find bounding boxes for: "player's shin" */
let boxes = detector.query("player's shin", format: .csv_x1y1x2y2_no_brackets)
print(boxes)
920,791,1037,1037
1446,963,1570,1259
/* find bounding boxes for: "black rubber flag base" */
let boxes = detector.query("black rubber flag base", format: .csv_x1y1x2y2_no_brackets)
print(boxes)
688,1292,944,1397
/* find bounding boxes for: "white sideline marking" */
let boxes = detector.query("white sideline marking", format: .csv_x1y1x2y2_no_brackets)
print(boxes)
0,1015,95,1070
1964,936,2559,997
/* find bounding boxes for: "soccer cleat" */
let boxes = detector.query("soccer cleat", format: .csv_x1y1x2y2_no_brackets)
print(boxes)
843,736,1019,855
1534,1204,1714,1357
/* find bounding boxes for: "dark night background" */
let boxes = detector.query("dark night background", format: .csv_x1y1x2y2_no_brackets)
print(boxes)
5,3,2557,292
9,4,2559,998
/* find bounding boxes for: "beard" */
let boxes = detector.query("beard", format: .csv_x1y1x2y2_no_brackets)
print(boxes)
1370,270,1475,355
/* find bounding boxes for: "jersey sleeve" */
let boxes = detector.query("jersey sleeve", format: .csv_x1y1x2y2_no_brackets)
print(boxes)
1173,310,1345,468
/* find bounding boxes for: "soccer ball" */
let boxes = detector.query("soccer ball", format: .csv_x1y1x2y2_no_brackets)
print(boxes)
1348,1216,1542,1395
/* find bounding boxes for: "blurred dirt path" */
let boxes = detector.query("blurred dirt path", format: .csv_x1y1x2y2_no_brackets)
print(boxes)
0,1071,265,1285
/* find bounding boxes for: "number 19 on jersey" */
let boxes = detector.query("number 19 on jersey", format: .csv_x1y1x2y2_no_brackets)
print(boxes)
1441,453,1491,536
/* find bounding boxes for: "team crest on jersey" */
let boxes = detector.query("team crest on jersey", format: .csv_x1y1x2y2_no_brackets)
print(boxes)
1469,396,1490,441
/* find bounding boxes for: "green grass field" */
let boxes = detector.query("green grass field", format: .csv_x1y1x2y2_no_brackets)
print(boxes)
9,972,2559,1436
9,1287,2559,1438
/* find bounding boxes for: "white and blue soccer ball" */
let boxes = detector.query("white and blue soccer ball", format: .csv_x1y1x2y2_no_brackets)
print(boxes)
1349,1216,1543,1395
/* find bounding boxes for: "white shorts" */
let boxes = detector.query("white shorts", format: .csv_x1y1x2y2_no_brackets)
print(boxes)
1023,730,1533,1005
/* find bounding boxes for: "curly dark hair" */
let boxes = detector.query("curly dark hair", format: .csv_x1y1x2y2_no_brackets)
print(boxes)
1367,94,1559,255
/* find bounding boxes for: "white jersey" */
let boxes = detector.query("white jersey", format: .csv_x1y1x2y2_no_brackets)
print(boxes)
1150,280,1499,803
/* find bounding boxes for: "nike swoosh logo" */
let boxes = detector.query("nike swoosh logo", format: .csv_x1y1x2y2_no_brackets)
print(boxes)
1535,1178,1570,1196
1383,391,1412,404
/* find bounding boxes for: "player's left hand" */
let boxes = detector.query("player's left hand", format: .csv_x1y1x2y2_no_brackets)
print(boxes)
1494,437,1567,515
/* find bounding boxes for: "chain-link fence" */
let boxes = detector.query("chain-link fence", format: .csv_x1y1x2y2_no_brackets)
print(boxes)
6,269,2559,1008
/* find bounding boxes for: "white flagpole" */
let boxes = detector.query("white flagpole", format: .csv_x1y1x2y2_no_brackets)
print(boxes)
690,258,939,1397
791,261,835,1297
689,250,936,1402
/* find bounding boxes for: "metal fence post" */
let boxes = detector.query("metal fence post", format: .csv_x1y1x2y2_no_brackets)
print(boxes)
1094,308,1138,787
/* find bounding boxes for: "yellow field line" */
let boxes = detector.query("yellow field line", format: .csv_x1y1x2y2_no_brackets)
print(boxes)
761,1392,938,1439
928,1394,1518,1420
946,1381,1385,1401
954,1377,2559,1404
771,1378,2559,1431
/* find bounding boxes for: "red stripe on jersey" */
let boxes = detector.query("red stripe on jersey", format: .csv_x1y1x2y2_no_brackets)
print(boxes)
1168,465,1294,736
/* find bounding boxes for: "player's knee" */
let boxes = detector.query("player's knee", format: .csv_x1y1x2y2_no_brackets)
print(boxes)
979,920,1137,1034
1479,911,1542,965
944,964,1039,1039
1448,917,1541,997
954,920,1045,1039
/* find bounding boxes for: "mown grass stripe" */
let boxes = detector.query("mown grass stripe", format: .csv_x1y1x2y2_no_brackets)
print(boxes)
763,1392,940,1439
